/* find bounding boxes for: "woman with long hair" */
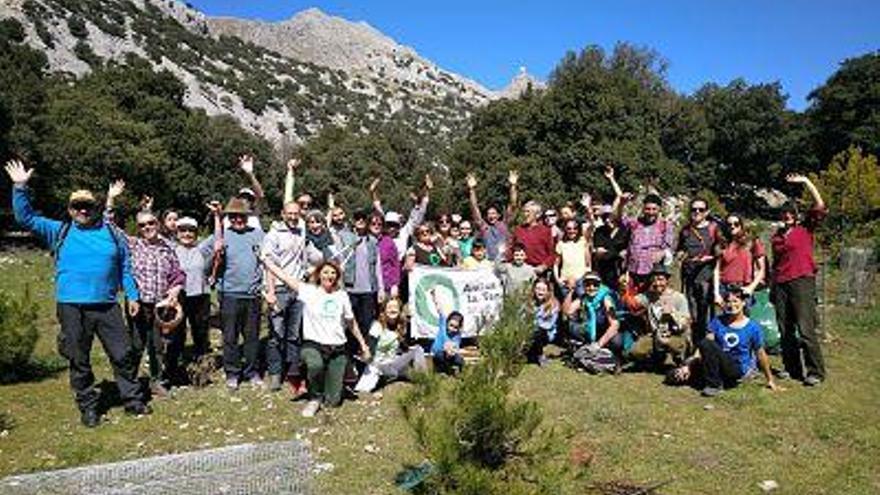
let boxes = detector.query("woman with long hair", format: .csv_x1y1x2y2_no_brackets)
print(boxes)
259,257,371,417
713,214,766,306
526,278,560,365
356,298,427,392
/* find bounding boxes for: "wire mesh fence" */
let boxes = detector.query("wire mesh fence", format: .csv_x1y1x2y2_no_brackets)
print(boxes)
0,440,311,495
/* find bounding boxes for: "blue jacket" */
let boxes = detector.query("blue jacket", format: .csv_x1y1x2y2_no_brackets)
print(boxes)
431,313,462,358
13,186,139,303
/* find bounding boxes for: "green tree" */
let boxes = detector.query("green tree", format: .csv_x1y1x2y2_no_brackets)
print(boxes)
809,146,880,238
807,51,880,165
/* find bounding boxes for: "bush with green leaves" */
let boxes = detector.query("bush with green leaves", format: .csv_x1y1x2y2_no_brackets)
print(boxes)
0,289,39,379
399,294,584,494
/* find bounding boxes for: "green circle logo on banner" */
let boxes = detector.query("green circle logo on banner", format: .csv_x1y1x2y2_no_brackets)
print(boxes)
414,273,460,327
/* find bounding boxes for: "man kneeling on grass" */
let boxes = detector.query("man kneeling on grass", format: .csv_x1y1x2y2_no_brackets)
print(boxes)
670,285,782,397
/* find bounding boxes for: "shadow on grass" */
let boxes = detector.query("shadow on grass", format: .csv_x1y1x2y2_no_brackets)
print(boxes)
0,356,67,385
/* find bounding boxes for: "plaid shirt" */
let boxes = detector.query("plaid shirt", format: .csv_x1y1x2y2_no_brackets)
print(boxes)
622,216,675,276
129,237,185,303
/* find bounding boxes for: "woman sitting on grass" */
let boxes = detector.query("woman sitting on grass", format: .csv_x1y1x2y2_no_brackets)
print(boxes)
429,289,464,375
670,285,782,397
259,257,371,417
525,278,560,366
356,298,428,392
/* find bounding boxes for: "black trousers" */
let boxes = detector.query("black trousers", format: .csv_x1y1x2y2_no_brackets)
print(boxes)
697,337,742,388
348,292,377,339
56,303,144,412
219,295,261,380
773,276,825,380
181,294,211,358
130,302,181,386
683,267,714,344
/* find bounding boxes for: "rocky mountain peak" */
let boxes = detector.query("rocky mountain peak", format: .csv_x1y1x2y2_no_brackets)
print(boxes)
498,66,546,99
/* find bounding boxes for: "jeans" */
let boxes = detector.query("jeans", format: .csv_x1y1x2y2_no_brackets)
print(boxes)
773,276,825,380
377,347,428,380
181,294,211,358
697,337,743,388
683,267,714,344
433,352,464,375
266,289,303,377
129,302,179,387
348,292,378,339
300,341,349,407
56,303,144,412
219,295,261,380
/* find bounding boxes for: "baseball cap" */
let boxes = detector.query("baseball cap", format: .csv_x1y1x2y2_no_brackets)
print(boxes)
384,211,402,225
177,217,198,229
68,190,97,205
237,187,256,199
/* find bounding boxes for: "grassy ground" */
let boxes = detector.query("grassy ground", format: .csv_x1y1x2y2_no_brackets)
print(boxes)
0,250,878,494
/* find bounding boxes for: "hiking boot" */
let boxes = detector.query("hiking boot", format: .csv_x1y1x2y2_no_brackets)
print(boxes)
803,376,823,387
226,377,239,392
81,409,100,428
124,403,153,417
301,400,321,418
246,374,265,389
701,386,722,397
268,374,282,392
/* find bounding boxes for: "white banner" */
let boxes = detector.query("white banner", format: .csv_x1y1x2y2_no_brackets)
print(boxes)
408,265,504,339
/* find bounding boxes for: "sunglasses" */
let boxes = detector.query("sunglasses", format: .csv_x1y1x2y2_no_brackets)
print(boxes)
70,201,95,211
691,207,707,213
417,229,431,235
138,220,158,228
177,226,197,233
728,220,741,227
438,219,450,225
584,280,600,287
370,220,383,226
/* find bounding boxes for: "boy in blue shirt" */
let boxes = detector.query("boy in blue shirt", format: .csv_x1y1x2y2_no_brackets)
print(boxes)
672,285,782,397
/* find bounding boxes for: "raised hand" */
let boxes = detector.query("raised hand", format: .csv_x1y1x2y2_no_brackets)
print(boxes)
107,179,126,199
465,173,477,189
369,177,381,193
286,157,300,171
580,192,592,208
508,170,519,186
424,173,434,191
604,166,615,180
206,200,223,216
785,173,808,184
327,192,335,209
4,159,33,186
139,195,154,212
238,154,255,175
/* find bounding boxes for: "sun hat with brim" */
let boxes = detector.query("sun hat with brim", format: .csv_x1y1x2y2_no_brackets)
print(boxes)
649,263,671,279
224,197,253,215
68,190,97,205
583,271,602,283
177,217,198,229
237,187,256,199
384,211,402,225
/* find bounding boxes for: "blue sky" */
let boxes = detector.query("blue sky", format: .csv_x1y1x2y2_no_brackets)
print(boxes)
191,1,878,110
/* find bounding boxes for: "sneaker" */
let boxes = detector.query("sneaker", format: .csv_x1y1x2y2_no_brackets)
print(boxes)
776,370,792,380
803,376,823,387
81,409,100,428
537,356,549,368
268,374,282,392
701,386,722,397
247,375,265,389
150,382,169,399
226,377,239,392
124,403,153,417
301,400,321,418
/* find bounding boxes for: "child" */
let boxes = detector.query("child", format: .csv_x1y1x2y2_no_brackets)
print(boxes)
461,239,493,270
356,298,427,392
495,243,536,295
429,290,464,374
526,279,560,365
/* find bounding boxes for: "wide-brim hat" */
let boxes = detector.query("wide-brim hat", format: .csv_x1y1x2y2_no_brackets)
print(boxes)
224,197,253,215
649,263,671,279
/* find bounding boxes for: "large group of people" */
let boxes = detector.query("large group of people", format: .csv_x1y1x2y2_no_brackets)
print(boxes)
5,154,828,425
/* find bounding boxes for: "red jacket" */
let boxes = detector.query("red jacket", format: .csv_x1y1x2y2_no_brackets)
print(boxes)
771,206,826,284
512,223,556,268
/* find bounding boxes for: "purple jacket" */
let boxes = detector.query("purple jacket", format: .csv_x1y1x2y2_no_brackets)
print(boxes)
378,235,401,292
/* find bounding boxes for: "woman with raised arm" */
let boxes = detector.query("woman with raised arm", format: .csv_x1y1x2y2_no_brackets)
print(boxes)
260,257,371,417
466,170,518,260
771,174,827,387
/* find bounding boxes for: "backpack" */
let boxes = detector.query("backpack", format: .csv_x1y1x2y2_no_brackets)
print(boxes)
572,345,618,374
53,221,125,262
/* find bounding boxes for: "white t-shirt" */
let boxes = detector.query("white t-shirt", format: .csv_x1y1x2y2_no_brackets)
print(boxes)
297,284,354,346
369,322,401,365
